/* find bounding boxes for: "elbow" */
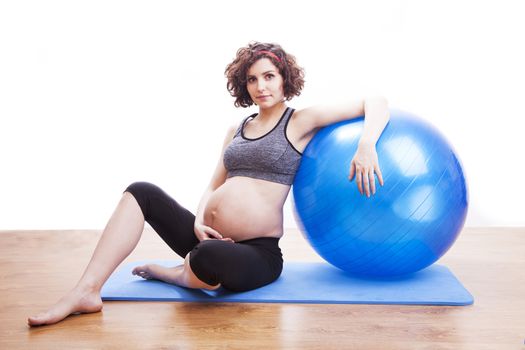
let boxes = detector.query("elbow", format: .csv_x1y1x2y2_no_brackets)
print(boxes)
365,95,388,108
365,96,390,120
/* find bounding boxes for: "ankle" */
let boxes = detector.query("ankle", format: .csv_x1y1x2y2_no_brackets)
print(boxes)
74,281,101,294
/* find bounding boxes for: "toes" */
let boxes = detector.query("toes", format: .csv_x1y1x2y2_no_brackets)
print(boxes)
28,314,47,326
134,270,151,279
29,313,44,321
132,265,147,275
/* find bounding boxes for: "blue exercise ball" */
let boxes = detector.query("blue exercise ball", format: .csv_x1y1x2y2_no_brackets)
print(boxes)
292,110,468,277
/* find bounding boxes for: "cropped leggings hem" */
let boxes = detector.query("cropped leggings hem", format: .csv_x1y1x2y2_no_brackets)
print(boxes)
124,181,283,292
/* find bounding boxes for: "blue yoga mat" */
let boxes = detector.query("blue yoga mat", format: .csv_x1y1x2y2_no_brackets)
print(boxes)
101,260,473,306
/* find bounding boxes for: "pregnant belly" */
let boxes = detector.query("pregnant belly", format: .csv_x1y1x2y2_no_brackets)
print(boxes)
203,178,288,241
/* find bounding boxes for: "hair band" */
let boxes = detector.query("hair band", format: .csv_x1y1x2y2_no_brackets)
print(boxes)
256,50,282,63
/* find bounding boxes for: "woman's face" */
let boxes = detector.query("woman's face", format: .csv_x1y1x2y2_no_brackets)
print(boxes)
246,58,285,108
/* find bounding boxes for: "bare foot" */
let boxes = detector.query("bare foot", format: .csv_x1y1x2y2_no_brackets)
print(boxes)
132,263,221,290
132,263,184,284
132,264,221,290
27,288,103,327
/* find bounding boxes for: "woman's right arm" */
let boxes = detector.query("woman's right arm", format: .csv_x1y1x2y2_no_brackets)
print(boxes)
193,125,237,242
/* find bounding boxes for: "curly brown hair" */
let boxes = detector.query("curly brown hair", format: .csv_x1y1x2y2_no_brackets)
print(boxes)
225,42,305,108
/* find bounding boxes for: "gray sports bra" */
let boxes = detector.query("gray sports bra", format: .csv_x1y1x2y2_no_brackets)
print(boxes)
223,107,302,185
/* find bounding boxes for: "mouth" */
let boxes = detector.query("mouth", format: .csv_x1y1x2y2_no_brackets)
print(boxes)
257,95,271,100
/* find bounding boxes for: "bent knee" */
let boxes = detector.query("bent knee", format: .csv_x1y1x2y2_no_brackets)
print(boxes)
184,252,221,290
188,240,280,292
187,241,223,287
123,181,162,219
124,181,160,197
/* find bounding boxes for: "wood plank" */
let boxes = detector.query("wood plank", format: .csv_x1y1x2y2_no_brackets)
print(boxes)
0,227,524,349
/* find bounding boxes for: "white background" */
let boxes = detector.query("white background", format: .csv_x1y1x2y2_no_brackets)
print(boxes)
1,0,524,229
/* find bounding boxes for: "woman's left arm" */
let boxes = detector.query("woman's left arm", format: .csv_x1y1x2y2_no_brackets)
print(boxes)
300,96,390,197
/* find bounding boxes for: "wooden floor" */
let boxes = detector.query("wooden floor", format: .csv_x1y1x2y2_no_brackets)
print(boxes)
1,227,524,349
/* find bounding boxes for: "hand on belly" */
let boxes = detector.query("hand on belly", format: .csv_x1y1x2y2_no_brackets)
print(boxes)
204,202,282,241
194,222,235,243
202,177,288,241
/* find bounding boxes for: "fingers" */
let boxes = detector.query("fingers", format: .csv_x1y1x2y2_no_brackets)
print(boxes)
369,168,376,196
355,169,363,195
204,226,223,240
350,165,382,197
202,237,234,241
348,162,356,181
376,165,384,187
198,225,235,243
208,230,235,242
363,171,371,197
205,237,234,242
348,145,386,196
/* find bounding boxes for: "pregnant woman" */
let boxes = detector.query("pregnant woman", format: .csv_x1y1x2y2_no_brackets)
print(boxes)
28,41,389,326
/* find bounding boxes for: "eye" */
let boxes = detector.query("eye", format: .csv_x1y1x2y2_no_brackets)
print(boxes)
265,74,274,79
247,77,256,83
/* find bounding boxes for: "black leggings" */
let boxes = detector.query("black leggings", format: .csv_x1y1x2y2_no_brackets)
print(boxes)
124,181,283,292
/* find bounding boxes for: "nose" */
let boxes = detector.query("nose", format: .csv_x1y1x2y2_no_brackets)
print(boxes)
256,78,266,92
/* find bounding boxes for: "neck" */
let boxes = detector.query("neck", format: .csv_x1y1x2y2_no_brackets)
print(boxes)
257,102,287,121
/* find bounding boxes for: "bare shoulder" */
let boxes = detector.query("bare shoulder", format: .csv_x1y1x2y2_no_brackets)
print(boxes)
227,123,237,136
288,106,323,138
223,123,238,143
285,107,319,150
292,106,318,123
290,107,315,127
